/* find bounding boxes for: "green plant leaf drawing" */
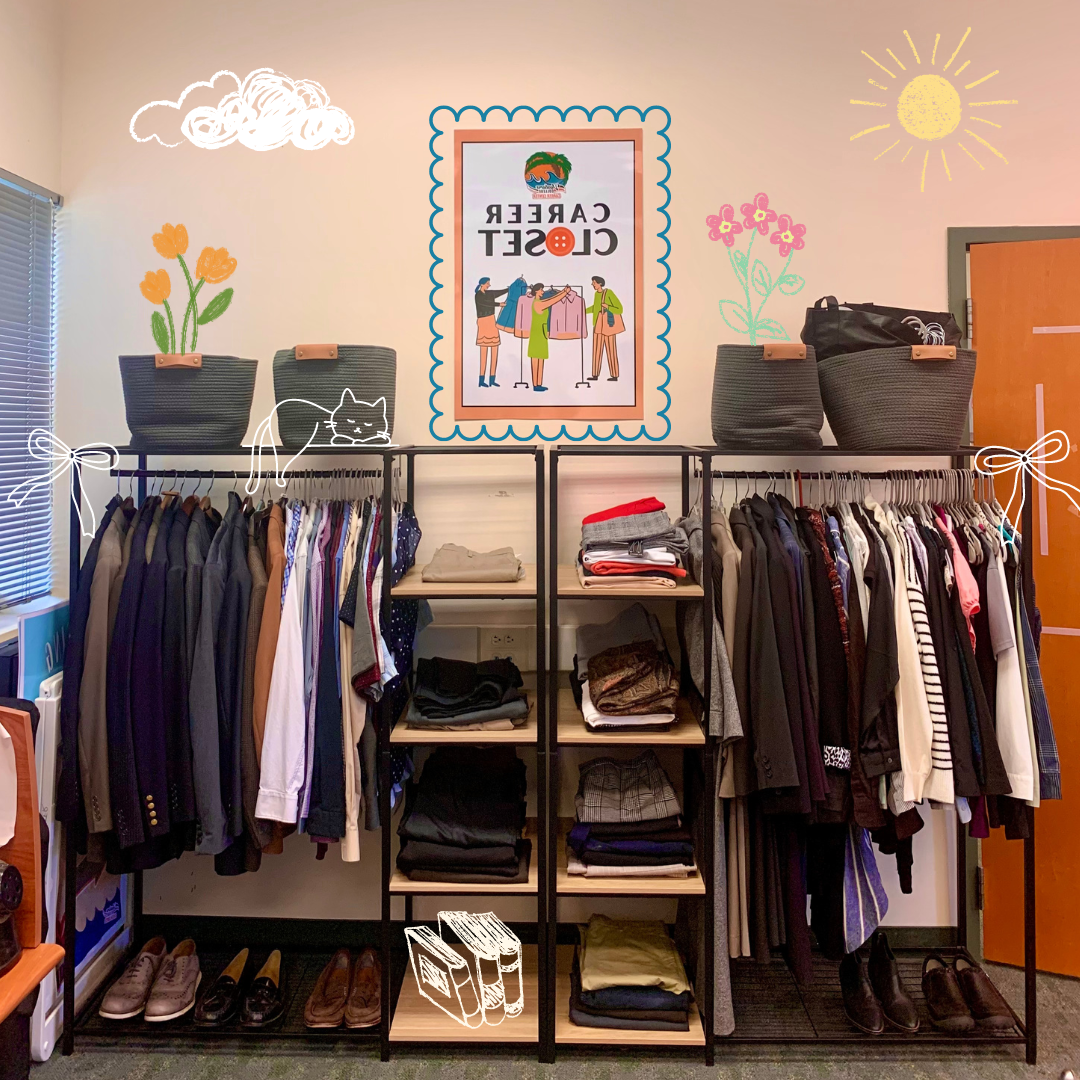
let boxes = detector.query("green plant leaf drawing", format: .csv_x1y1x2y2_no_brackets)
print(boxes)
751,260,773,298
754,317,790,341
197,287,233,325
778,272,806,296
719,300,752,335
151,310,169,353
730,248,748,286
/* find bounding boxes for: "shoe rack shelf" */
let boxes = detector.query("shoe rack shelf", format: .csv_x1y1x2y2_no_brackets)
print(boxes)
59,444,1038,1067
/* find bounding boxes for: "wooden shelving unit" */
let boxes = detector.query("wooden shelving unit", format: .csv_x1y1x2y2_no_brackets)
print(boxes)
553,946,705,1047
393,563,538,599
390,703,539,745
555,687,705,746
556,563,703,598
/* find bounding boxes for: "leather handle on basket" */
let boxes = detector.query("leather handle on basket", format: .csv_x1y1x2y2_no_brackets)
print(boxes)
295,344,339,360
155,353,202,369
763,344,807,360
911,345,956,360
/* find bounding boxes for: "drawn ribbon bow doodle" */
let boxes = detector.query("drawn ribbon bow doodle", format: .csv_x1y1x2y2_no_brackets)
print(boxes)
975,430,1080,534
7,429,119,539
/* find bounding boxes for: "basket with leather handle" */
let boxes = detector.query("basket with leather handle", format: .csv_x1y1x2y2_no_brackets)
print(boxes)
816,344,976,451
710,343,824,450
119,353,257,450
272,344,397,449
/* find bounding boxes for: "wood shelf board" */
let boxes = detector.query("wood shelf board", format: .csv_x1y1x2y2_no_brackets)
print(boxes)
555,818,704,897
553,946,704,1046
556,688,705,746
391,706,539,745
390,943,538,1043
390,828,539,895
392,564,538,599
556,564,703,599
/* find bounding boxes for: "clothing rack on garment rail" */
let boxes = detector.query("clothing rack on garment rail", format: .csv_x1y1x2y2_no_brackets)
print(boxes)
60,444,408,1056
693,447,1037,1065
513,285,588,389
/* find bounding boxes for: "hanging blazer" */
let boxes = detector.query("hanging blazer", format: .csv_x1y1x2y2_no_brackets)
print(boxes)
130,499,174,839
56,495,119,824
163,502,196,825
252,503,286,763
106,498,157,848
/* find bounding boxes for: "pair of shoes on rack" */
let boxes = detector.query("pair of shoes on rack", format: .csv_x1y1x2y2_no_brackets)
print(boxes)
840,931,919,1035
99,937,200,1022
923,953,1013,1032
195,948,287,1029
304,946,381,1029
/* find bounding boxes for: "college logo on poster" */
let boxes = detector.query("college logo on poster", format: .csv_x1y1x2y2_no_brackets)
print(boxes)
524,151,570,198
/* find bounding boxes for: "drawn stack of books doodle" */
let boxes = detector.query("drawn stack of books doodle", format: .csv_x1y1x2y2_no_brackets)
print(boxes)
404,912,524,1027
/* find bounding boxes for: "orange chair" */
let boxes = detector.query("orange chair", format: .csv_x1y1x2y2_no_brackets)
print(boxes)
0,706,64,1080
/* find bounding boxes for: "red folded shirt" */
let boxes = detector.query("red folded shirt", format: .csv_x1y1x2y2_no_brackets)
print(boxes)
581,497,666,526
585,561,687,578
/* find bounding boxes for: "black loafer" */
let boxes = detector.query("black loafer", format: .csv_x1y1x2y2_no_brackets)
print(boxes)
839,951,885,1035
241,950,286,1029
195,948,249,1027
868,931,920,1033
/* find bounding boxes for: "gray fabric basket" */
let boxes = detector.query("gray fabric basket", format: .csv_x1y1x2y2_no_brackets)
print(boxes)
817,345,976,451
272,345,396,449
119,354,257,449
710,344,823,451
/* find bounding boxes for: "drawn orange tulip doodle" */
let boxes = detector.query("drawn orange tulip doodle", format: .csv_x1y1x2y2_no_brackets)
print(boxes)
139,223,237,354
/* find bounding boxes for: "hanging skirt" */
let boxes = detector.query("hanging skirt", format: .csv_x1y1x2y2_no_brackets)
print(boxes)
476,315,500,347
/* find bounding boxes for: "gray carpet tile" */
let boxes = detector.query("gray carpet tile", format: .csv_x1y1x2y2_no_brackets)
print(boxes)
33,964,1078,1080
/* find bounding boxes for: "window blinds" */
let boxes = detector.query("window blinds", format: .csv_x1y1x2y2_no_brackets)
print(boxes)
0,178,56,608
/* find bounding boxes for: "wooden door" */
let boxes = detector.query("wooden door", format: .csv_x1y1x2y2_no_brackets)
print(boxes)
969,237,1080,976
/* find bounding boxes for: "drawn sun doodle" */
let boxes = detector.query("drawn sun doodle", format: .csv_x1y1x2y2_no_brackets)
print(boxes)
849,27,1017,192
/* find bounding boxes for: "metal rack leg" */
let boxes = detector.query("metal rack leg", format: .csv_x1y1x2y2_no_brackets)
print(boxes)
379,451,394,1062
700,455,715,1065
543,449,559,1064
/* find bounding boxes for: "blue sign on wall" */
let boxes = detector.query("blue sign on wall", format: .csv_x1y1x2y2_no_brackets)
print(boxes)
19,600,69,699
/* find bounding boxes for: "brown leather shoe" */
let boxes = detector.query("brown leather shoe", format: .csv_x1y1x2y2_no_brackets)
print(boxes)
344,947,381,1028
954,956,1014,1029
922,954,975,1032
304,949,351,1028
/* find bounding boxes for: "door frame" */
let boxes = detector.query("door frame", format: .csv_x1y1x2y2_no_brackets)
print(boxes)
947,224,1080,959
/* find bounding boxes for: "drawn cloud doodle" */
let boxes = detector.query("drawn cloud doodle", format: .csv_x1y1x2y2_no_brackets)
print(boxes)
130,68,355,151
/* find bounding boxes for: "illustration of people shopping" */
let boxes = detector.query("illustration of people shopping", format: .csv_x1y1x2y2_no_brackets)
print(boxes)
474,277,508,386
527,282,572,391
586,275,624,380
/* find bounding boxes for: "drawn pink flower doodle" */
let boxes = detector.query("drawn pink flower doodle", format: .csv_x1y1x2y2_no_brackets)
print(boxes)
705,205,744,247
740,192,777,236
770,214,807,258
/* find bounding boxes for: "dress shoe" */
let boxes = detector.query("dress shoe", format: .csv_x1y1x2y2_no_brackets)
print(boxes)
304,948,350,1028
195,947,249,1027
145,939,201,1022
98,937,167,1019
839,951,884,1035
344,947,381,1029
241,950,286,1029
922,954,976,1032
954,956,1014,1029
867,931,919,1033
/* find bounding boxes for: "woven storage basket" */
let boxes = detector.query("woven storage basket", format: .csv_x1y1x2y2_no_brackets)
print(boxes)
817,345,975,451
272,344,397,449
119,354,257,450
710,344,823,451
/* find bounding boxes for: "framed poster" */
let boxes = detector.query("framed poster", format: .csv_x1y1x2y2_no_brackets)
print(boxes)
428,107,672,442
455,130,642,422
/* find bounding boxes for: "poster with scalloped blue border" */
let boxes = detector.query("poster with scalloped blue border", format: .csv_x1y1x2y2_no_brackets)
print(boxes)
428,106,672,443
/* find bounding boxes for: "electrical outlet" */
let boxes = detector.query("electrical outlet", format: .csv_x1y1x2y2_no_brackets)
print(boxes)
479,626,535,671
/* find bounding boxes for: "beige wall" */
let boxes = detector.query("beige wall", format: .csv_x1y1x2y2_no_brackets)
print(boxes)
0,0,62,193
45,0,1079,925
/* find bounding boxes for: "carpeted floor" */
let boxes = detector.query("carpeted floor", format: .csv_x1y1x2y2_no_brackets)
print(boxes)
33,963,1077,1080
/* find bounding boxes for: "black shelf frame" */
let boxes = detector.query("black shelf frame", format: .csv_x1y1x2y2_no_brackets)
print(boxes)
548,445,718,1064
376,445,546,1062
62,445,411,1055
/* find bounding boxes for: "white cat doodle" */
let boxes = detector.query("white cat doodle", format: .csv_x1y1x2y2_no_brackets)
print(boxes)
245,388,393,494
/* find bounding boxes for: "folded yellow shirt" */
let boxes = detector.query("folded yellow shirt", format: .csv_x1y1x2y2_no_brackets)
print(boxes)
578,915,691,995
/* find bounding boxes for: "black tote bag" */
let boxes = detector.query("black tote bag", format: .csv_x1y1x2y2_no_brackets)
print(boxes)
800,296,963,361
